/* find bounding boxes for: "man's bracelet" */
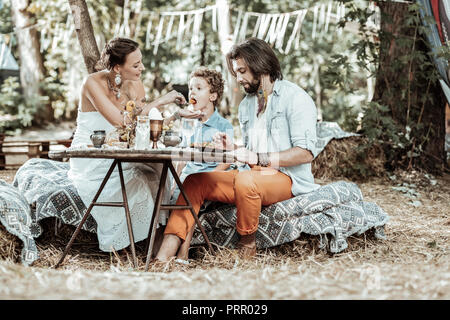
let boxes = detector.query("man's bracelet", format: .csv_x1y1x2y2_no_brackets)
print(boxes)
257,152,270,167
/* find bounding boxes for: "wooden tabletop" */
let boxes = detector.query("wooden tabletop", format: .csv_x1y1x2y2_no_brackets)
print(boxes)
48,147,236,163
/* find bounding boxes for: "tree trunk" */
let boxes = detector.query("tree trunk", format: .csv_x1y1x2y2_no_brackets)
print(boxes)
373,1,447,172
10,0,48,120
216,0,243,119
68,0,100,74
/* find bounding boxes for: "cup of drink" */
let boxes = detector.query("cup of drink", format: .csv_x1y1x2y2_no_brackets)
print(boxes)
135,115,150,150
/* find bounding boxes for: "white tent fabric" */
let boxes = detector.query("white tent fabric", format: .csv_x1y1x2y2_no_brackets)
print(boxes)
0,36,19,71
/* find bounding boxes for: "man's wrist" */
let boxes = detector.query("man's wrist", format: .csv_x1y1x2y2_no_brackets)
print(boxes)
173,110,181,120
257,152,271,167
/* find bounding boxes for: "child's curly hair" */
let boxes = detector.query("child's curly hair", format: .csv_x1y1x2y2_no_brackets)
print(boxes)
189,67,225,107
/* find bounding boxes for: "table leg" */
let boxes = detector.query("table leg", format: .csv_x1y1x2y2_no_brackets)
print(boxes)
144,161,169,271
167,162,214,254
117,160,137,268
54,159,118,269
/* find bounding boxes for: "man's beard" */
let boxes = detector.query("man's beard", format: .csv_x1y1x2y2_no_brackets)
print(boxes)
241,80,260,94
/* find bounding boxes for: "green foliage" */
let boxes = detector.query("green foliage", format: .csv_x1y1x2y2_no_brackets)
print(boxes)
0,0,13,35
340,0,449,172
0,77,38,134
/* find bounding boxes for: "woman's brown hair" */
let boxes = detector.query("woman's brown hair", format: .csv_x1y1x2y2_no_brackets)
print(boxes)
226,37,283,82
95,37,139,71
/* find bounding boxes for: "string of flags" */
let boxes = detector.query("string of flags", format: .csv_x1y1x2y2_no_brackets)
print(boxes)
116,1,365,55
2,1,381,56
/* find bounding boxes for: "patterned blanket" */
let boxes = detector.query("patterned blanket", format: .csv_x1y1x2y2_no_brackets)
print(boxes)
0,122,388,266
191,181,388,252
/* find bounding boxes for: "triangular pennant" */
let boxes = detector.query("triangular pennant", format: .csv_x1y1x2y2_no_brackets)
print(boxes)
119,0,131,37
190,12,204,51
239,12,249,42
133,0,143,40
266,14,280,44
153,15,165,55
324,2,333,33
294,10,308,50
134,11,143,40
276,14,291,51
252,14,262,37
232,8,243,43
285,9,307,54
145,14,154,50
176,14,185,50
319,3,326,30
165,14,175,41
257,14,272,39
312,5,318,39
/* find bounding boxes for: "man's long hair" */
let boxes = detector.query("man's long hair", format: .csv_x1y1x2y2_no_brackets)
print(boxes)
226,37,283,83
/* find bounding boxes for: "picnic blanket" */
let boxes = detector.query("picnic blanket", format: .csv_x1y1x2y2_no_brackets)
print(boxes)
0,122,388,266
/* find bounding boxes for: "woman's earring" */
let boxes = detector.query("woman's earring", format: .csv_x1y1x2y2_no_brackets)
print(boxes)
115,73,122,86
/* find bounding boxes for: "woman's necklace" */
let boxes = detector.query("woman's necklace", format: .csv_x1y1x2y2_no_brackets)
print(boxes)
106,76,121,99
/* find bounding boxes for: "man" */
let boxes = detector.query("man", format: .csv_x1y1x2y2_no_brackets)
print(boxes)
155,37,319,262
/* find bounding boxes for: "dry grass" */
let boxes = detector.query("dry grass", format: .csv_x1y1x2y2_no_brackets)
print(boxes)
0,167,449,299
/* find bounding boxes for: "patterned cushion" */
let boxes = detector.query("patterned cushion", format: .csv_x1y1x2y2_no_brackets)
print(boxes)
0,180,40,265
191,181,389,253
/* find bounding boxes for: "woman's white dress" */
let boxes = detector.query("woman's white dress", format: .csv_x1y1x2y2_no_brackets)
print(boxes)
67,111,170,252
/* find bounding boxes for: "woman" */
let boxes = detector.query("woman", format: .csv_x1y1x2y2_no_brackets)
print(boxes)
67,37,199,252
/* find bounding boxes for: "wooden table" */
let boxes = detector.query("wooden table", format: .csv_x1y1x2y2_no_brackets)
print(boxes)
49,147,234,271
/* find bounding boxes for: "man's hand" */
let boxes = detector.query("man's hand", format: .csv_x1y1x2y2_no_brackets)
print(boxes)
227,147,258,165
213,132,234,151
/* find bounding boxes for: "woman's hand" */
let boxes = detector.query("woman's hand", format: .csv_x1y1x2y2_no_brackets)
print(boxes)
213,132,234,151
227,147,258,165
160,90,186,106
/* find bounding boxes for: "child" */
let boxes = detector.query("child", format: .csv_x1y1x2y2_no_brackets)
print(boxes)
170,67,234,203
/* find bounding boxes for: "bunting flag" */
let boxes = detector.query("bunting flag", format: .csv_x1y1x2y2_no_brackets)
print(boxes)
284,10,307,54
232,9,243,43
176,13,185,50
190,11,204,51
239,12,250,42
145,13,154,49
152,15,164,55
118,0,131,37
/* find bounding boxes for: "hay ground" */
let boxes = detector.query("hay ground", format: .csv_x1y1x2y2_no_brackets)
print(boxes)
0,168,449,300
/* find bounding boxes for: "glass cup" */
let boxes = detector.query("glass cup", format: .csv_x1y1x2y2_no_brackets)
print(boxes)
181,118,198,148
135,115,150,150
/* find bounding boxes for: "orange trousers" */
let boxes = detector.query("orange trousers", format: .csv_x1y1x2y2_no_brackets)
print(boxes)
164,166,293,241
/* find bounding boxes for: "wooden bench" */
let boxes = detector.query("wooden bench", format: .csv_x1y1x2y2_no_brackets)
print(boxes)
0,134,72,169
